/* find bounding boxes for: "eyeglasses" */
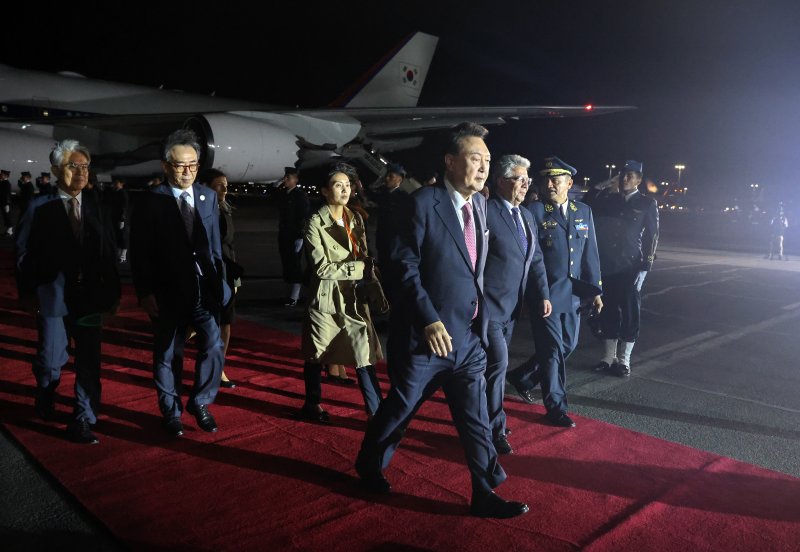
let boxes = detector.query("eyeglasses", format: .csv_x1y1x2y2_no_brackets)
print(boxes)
505,175,531,185
169,162,200,173
65,162,90,173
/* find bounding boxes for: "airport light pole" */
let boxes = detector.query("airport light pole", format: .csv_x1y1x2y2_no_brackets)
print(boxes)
583,176,590,188
605,164,616,179
674,164,685,187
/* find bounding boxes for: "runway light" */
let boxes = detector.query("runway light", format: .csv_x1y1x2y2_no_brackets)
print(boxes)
584,104,593,111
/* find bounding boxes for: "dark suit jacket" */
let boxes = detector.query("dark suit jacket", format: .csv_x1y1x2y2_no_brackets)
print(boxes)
130,182,229,315
525,199,602,313
484,196,548,323
391,183,489,354
15,189,120,318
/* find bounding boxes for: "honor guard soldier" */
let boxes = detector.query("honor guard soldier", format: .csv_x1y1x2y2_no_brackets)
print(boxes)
18,171,35,215
584,160,658,377
508,156,602,428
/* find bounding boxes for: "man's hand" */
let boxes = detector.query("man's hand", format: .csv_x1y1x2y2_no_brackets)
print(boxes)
592,295,603,315
139,294,159,318
540,299,552,318
424,321,452,358
634,271,647,291
293,239,303,253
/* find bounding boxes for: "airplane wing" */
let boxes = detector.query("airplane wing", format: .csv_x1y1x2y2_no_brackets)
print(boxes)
0,31,634,183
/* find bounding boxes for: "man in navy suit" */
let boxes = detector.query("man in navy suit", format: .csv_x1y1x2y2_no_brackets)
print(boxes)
131,129,229,437
508,157,603,428
356,123,528,519
483,154,551,455
16,139,120,444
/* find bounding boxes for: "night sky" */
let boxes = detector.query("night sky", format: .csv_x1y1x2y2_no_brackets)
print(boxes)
6,1,800,205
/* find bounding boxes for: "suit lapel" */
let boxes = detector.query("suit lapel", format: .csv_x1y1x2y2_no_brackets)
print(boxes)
432,186,473,271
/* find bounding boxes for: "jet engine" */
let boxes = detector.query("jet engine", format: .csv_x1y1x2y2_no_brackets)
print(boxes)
184,114,299,182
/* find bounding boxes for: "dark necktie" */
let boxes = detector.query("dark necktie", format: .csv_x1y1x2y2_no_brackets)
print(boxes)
179,191,194,238
511,207,528,255
68,197,81,240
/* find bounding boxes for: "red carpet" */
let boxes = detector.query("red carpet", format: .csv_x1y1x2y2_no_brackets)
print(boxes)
1,262,799,550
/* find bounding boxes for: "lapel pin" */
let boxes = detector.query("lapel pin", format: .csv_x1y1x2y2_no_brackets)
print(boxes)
199,195,205,201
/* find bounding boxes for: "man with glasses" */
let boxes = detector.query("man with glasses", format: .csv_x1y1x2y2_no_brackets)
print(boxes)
508,157,603,428
584,160,658,377
15,140,121,444
131,129,230,437
483,155,550,454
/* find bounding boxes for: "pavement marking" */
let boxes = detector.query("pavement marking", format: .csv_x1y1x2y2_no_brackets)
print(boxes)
782,301,800,311
572,306,800,412
652,263,711,272
633,375,800,414
636,331,718,361
642,276,739,300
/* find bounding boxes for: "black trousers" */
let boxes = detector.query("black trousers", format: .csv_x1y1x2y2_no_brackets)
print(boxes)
598,270,642,342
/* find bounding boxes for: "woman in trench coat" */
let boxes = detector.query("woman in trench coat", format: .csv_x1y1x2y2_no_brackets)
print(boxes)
298,169,383,422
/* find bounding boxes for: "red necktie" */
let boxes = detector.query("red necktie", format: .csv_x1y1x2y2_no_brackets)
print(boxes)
68,197,81,240
462,202,478,319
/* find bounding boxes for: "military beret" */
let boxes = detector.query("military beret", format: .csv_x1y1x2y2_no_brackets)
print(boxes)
284,166,299,176
538,156,577,177
40,172,50,177
0,169,9,176
21,171,31,177
623,160,643,174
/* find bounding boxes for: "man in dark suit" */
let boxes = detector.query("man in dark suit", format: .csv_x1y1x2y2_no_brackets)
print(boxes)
584,160,658,377
483,154,551,455
508,157,603,428
15,140,121,444
373,162,410,305
356,123,528,519
131,129,229,437
276,166,309,307
1,169,13,236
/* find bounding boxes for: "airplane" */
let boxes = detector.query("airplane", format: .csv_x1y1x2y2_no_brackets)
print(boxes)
0,31,632,187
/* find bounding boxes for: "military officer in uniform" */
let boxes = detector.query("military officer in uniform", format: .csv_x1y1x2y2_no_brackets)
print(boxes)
508,156,602,428
584,160,658,377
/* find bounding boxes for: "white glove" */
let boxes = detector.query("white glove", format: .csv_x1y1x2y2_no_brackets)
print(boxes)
634,271,647,291
119,221,125,230
118,249,127,264
293,239,303,253
3,205,8,213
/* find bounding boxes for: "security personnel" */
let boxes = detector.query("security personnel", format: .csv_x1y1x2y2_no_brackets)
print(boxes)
584,160,658,377
276,166,309,307
18,171,35,215
508,156,602,428
1,169,12,235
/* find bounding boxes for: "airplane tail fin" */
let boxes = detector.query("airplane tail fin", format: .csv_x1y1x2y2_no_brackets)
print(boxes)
330,32,438,109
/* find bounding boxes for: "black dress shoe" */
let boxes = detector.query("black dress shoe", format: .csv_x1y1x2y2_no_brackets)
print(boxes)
66,419,99,445
470,491,529,518
355,454,391,493
493,435,514,455
296,405,330,424
220,379,237,389
284,298,299,307
163,417,184,437
187,403,218,433
504,427,512,437
545,412,576,428
508,380,538,405
34,381,59,420
593,361,611,372
614,363,631,377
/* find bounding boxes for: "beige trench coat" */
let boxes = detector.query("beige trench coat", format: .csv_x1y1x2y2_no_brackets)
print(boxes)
300,205,383,366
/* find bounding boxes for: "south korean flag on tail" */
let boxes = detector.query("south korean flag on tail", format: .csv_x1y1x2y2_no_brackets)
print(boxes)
401,63,420,89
